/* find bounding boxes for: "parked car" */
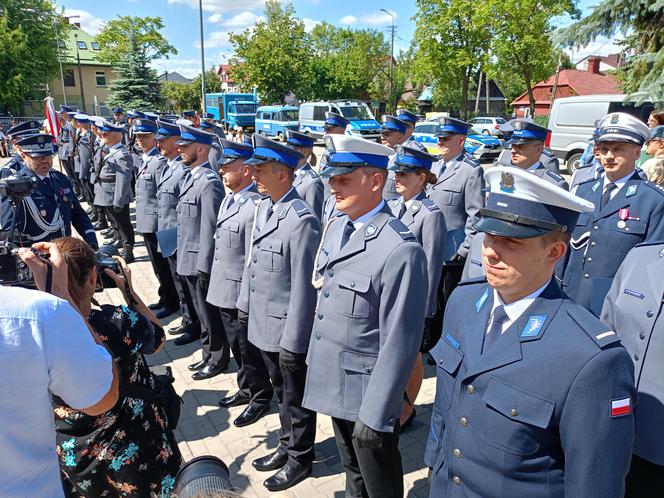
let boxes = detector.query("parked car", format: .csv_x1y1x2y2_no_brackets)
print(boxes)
547,94,654,173
411,121,503,162
255,105,299,141
467,116,507,137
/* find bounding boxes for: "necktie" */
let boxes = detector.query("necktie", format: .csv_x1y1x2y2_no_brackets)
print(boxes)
482,305,508,353
397,202,407,219
339,219,355,249
224,194,235,213
600,182,616,210
42,177,52,191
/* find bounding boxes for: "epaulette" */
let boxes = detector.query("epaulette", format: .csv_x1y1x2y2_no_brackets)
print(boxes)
205,171,217,180
458,276,488,286
546,170,565,181
292,199,313,217
634,239,664,248
387,218,416,240
643,180,664,196
420,198,439,212
567,306,621,349
463,154,480,167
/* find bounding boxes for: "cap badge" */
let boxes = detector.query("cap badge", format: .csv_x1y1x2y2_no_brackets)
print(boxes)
499,172,515,193
610,113,620,124
135,119,142,126
626,184,637,197
396,148,405,160
324,135,336,153
659,248,664,259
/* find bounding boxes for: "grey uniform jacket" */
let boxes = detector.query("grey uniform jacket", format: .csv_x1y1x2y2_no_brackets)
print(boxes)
57,121,74,160
293,163,324,219
207,185,262,309
89,138,106,184
601,241,664,465
383,139,428,201
302,204,428,432
429,152,485,259
156,156,189,231
498,148,561,174
176,163,224,276
388,192,447,317
135,148,166,234
529,162,569,189
93,144,134,208
237,189,321,354
75,130,94,181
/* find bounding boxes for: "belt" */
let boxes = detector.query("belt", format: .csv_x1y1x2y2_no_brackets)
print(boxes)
99,177,115,184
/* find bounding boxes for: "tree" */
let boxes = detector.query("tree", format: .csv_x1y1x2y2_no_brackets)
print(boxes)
556,0,664,103
95,16,177,66
0,1,68,113
229,1,313,103
370,45,421,111
108,32,162,110
161,70,220,112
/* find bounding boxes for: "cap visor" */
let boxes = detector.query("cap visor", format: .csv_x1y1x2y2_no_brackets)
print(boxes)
388,163,421,173
175,138,194,145
473,216,549,239
155,133,172,140
434,131,456,138
244,157,270,165
506,137,538,146
319,165,358,179
133,130,154,135
27,151,55,157
219,156,242,165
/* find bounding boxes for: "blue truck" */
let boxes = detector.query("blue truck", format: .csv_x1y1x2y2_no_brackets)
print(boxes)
205,92,259,132
255,105,300,141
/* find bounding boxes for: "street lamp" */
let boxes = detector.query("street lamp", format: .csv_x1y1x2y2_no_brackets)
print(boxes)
198,0,206,115
380,9,395,114
74,32,86,112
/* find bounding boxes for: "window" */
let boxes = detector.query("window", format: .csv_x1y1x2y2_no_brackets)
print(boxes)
91,42,101,50
63,69,75,87
95,71,107,87
280,110,299,121
77,41,87,50
57,40,66,49
313,106,328,122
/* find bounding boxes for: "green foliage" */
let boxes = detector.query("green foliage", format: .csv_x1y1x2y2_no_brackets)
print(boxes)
370,45,420,113
0,0,67,113
161,70,220,113
555,0,664,104
108,31,162,110
95,16,177,66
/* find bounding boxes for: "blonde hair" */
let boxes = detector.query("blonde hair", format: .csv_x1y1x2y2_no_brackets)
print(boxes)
646,158,664,185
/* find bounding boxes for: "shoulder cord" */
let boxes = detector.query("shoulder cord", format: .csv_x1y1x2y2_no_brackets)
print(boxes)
311,216,339,290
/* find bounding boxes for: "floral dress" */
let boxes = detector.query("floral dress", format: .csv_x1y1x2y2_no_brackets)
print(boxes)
54,304,182,497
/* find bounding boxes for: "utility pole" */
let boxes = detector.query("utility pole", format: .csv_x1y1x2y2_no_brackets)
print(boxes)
550,53,563,106
380,9,395,114
74,33,86,112
198,0,206,114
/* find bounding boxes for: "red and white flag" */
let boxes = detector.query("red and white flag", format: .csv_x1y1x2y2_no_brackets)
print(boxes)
44,96,61,139
611,397,631,417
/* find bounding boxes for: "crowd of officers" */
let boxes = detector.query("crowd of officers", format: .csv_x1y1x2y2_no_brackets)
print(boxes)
1,103,663,498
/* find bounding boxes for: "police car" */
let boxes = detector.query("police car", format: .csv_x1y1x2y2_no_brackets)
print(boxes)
412,121,502,161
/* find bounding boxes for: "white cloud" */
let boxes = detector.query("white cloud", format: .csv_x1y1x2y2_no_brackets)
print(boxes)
168,0,265,14
302,18,320,33
567,36,623,62
222,11,263,28
360,9,397,26
208,13,223,23
63,8,107,35
200,31,231,49
339,15,357,25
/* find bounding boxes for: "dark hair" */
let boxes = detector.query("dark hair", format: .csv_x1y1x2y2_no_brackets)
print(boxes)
650,110,664,127
53,237,96,309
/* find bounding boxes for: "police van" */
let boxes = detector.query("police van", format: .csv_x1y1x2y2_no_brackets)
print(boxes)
299,100,382,141
255,105,299,142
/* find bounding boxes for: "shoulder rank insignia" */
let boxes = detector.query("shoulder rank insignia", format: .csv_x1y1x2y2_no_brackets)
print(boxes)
521,315,548,337
238,196,247,205
592,181,600,192
475,287,489,312
365,224,377,236
626,184,637,197
412,203,420,212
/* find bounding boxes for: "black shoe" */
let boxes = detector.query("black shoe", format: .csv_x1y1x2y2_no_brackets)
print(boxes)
192,362,227,380
234,403,269,427
89,215,98,223
121,245,134,264
174,331,199,346
101,228,115,237
188,359,207,371
264,463,312,491
93,221,109,230
252,451,288,472
155,306,177,319
168,325,187,336
219,391,251,408
148,302,163,310
85,208,94,215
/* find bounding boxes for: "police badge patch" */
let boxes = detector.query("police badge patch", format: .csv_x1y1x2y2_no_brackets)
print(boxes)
500,172,515,193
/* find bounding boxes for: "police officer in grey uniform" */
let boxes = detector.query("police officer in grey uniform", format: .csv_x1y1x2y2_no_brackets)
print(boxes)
601,241,664,497
560,112,664,316
380,115,427,201
236,134,321,492
207,139,274,428
497,119,561,174
200,120,223,169
303,135,428,498
57,107,78,184
72,114,96,209
427,166,636,498
132,118,179,319
320,112,351,199
155,119,202,345
286,130,324,219
93,121,135,262
175,123,227,379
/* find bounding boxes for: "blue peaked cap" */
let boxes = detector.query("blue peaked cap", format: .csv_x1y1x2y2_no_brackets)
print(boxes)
219,138,253,165
245,133,303,168
155,119,181,139
389,145,436,172
434,117,471,137
7,120,41,138
60,105,75,113
381,115,409,134
325,112,349,129
286,130,315,148
99,121,125,133
176,123,215,145
16,134,56,157
507,119,549,144
132,119,158,134
396,109,418,125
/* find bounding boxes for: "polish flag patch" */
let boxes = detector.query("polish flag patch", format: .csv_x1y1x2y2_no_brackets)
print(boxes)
611,397,631,417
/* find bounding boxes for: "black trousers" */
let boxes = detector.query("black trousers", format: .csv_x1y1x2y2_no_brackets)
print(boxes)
105,205,134,246
331,417,403,498
431,261,465,345
220,308,273,407
81,179,95,205
61,158,78,187
625,454,664,498
260,350,316,467
142,232,179,309
183,274,228,366
167,255,200,335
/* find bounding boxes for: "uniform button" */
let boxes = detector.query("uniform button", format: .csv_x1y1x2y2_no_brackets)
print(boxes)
593,225,599,231
634,353,639,361
282,311,287,317
253,257,257,263
324,291,330,298
316,333,321,340
583,273,590,279
647,310,654,318
388,417,395,424
350,281,355,288
364,365,371,373
251,272,255,278
586,257,592,263
459,417,468,427
510,408,519,417
453,476,462,485
591,241,596,247
251,289,254,293
214,257,218,261
438,358,444,364
329,269,335,277
466,384,476,394
453,448,462,458
317,312,324,320
639,333,646,340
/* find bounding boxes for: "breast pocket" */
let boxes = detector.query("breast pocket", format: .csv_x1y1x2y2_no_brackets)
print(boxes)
341,349,378,414
220,220,241,249
259,238,283,272
480,377,555,456
336,269,372,318
436,183,463,206
180,198,198,218
607,220,647,253
430,336,464,410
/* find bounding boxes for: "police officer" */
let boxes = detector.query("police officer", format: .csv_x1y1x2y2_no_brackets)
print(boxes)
320,112,351,199
133,118,179,319
154,119,202,346
175,123,228,380
560,112,664,316
497,119,561,174
601,241,664,496
380,115,427,201
93,121,135,262
182,110,199,127
88,117,110,230
4,120,42,174
72,114,96,210
202,114,226,139
57,107,77,183
0,134,97,249
302,134,428,498
206,139,273,428
396,109,423,146
387,145,447,430
199,120,223,169
570,124,604,192
112,107,126,125
426,166,636,498
286,130,324,218
236,134,321,492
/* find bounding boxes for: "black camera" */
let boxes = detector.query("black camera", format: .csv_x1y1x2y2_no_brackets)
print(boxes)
95,244,120,290
0,243,34,285
0,173,39,198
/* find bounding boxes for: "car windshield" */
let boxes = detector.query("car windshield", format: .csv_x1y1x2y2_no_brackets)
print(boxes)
339,105,373,121
496,118,506,124
279,110,299,121
235,104,257,113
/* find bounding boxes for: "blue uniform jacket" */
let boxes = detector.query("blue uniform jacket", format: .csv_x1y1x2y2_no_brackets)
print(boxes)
425,278,635,498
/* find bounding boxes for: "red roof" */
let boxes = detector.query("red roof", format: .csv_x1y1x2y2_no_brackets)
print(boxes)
512,70,620,106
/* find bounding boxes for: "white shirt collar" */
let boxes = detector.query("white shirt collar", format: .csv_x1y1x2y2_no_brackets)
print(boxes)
526,161,542,172
141,147,157,161
352,200,386,230
232,182,254,201
603,170,632,195
488,281,549,335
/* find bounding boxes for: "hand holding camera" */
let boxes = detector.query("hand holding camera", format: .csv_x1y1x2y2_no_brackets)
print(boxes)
18,242,71,303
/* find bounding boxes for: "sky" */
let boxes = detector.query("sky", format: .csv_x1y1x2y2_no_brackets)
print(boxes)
56,0,623,79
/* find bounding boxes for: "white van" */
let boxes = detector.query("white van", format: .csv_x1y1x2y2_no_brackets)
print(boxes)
547,94,654,173
299,100,382,141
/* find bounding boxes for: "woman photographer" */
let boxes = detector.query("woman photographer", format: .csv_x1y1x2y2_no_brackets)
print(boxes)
51,237,182,497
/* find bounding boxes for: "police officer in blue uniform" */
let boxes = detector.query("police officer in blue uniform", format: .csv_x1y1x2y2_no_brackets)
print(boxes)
426,166,636,498
380,115,427,201
3,120,42,174
560,112,664,316
286,130,324,219
0,133,97,249
601,241,664,496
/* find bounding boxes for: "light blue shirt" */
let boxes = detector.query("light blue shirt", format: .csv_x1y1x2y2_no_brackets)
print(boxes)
0,286,113,498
